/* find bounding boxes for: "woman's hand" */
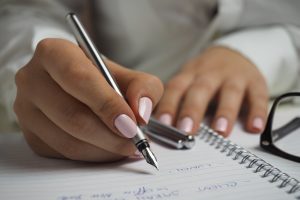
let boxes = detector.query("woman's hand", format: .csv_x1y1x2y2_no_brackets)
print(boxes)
155,46,268,137
14,38,163,162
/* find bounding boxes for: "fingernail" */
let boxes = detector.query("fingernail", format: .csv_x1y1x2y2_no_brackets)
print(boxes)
114,114,137,138
253,117,264,131
138,97,153,124
215,117,228,133
158,113,172,125
177,117,193,133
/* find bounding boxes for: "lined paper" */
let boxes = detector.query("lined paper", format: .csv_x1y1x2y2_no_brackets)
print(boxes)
0,133,298,200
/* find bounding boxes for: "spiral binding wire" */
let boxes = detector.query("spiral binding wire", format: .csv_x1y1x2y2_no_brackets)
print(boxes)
198,123,300,195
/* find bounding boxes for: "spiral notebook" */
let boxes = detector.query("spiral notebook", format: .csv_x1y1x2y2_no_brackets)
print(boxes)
0,124,299,200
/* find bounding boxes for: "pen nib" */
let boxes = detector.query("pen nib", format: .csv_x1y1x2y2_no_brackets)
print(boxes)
141,147,159,170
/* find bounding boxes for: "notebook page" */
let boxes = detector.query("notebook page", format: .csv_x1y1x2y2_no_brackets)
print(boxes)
0,133,297,200
228,107,300,180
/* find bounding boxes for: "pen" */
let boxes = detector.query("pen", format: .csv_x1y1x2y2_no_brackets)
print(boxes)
66,13,158,170
145,118,195,149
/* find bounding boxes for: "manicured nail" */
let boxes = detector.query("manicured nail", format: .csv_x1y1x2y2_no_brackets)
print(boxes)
215,117,228,133
138,97,152,124
159,113,172,125
253,117,264,131
177,117,193,133
114,114,137,138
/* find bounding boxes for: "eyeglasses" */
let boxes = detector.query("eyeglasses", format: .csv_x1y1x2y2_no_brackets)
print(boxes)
260,92,300,163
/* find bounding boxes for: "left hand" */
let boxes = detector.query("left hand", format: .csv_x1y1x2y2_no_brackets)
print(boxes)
155,46,269,137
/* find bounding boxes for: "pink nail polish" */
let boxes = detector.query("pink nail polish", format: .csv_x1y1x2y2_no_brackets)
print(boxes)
114,114,137,138
138,97,152,124
177,117,193,133
215,117,228,133
158,114,172,125
253,117,263,131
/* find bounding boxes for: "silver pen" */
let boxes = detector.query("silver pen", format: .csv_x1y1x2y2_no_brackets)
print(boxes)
66,13,158,170
145,118,195,149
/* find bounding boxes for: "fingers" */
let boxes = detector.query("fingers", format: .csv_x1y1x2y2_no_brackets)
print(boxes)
20,68,136,156
14,38,163,162
245,79,269,133
155,72,194,126
17,102,131,162
110,61,164,124
212,79,246,137
22,128,64,159
34,39,138,138
175,74,220,134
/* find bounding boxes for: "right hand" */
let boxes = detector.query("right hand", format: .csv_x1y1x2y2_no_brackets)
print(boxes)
14,38,163,162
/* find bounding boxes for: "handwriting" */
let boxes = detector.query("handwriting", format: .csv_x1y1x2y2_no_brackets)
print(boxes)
57,180,250,200
57,186,179,200
168,161,224,174
197,180,250,193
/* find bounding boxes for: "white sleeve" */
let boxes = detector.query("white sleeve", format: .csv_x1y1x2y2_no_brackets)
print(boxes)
216,0,244,32
0,1,76,126
213,26,299,97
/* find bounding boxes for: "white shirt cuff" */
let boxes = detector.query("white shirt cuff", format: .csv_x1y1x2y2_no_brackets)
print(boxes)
213,26,299,96
32,26,76,49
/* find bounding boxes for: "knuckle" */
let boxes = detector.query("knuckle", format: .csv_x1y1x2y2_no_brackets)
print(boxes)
251,75,266,85
15,67,29,89
145,74,163,87
155,100,174,115
180,107,197,116
61,61,91,83
166,76,187,91
35,38,55,57
142,74,164,97
251,100,268,112
94,94,120,120
63,105,96,136
13,94,28,119
193,77,215,92
13,99,21,116
224,83,244,94
218,106,236,116
22,131,47,158
135,72,164,90
250,92,269,103
256,93,269,103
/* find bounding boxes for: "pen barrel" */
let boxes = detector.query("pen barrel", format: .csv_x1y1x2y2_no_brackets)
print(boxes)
145,118,195,149
132,127,152,153
144,129,184,149
66,13,123,97
66,13,153,158
133,127,147,144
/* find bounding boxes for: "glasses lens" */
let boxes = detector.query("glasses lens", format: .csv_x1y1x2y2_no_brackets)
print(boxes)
272,96,300,157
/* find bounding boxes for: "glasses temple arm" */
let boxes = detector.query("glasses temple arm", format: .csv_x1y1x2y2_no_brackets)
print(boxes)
272,117,300,142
